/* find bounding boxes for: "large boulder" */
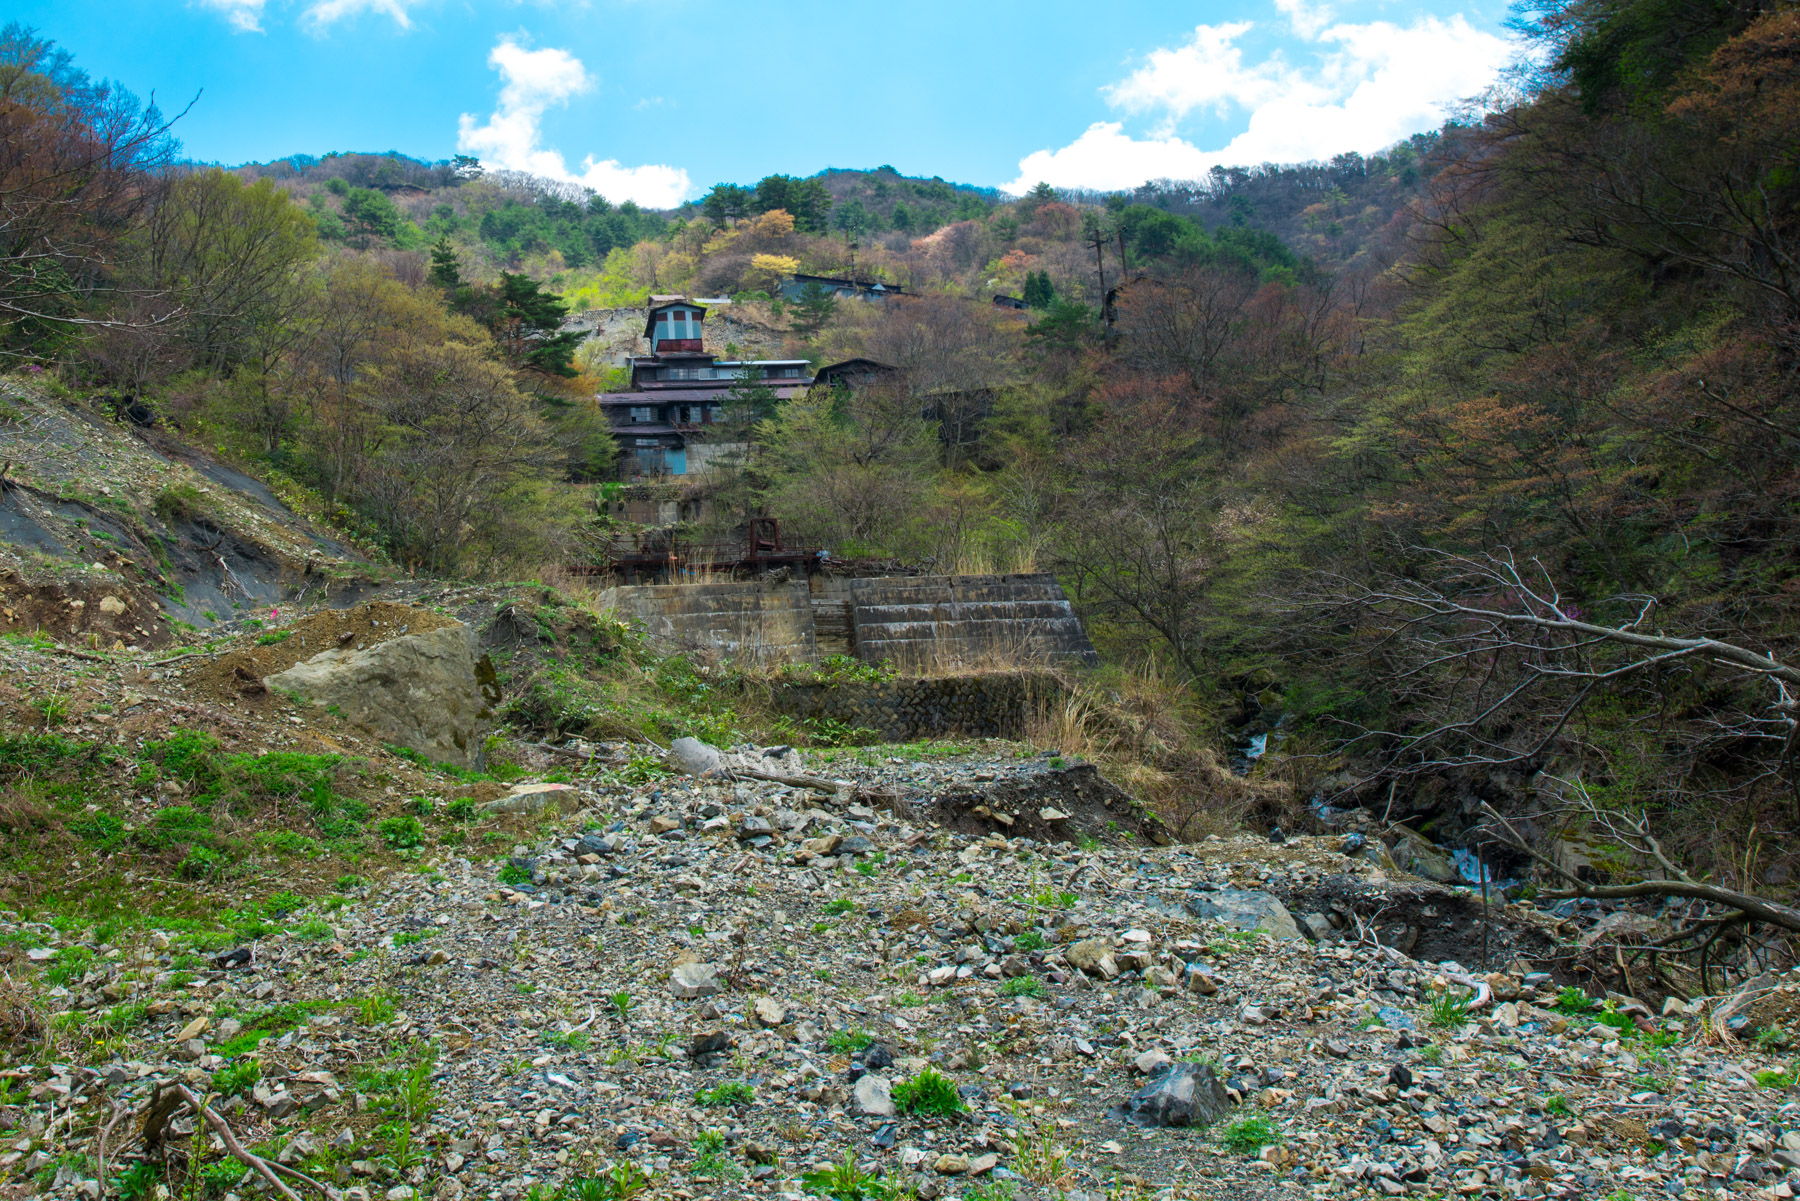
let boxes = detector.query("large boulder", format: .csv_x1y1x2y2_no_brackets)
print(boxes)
1108,1061,1234,1128
1388,826,1458,883
265,625,499,770
1182,887,1302,939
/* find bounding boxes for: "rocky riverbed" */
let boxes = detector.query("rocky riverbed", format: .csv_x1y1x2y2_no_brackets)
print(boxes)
9,741,1800,1201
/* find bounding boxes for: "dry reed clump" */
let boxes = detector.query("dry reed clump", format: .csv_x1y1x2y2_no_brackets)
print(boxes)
1024,662,1288,841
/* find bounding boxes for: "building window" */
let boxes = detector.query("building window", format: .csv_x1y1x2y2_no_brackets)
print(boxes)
629,406,653,423
634,438,660,448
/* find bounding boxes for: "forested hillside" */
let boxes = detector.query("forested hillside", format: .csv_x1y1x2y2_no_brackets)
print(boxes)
4,1,1798,893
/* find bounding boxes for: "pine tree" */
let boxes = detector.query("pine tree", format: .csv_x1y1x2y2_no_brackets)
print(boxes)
789,281,838,340
494,273,582,378
1022,270,1056,309
428,237,462,291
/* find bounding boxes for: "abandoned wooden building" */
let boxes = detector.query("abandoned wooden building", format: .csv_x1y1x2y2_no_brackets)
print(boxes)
599,299,812,476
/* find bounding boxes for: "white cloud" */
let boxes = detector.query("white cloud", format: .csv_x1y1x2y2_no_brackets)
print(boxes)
1103,22,1286,124
457,35,693,208
302,0,424,29
197,0,268,33
1007,6,1511,193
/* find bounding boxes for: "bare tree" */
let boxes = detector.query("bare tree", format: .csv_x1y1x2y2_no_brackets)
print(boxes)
0,23,187,357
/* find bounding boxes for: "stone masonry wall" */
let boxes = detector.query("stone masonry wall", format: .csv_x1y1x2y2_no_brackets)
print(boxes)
772,673,1062,743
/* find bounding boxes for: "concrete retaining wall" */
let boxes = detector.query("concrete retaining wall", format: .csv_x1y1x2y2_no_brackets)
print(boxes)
774,674,1061,742
596,580,816,665
843,574,1098,672
598,572,1096,671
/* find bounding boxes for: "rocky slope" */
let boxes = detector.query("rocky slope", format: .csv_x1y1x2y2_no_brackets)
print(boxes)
5,720,1799,1200
0,379,382,646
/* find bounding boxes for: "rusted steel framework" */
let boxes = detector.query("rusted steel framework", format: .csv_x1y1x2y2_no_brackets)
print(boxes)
569,517,822,583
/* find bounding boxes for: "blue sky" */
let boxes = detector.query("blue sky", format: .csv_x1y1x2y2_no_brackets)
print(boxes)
15,0,1517,205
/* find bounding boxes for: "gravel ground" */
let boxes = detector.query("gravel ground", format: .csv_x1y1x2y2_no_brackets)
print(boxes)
10,745,1800,1201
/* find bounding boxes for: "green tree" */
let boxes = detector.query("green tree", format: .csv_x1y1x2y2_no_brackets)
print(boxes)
789,281,838,340
428,236,462,291
702,183,752,226
752,174,833,233
1025,298,1094,351
833,198,873,238
341,187,402,248
493,272,582,378
1022,270,1056,309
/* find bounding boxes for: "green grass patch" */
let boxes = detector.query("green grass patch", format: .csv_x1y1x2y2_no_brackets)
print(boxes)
893,1068,964,1116
694,1081,754,1107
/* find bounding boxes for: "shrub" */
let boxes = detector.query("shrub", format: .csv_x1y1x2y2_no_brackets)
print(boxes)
378,815,424,850
893,1068,964,1116
1221,1114,1280,1154
153,484,207,525
999,976,1047,999
177,846,230,880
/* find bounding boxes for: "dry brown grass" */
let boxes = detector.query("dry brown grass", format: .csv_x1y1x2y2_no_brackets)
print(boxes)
0,973,47,1052
1024,660,1289,841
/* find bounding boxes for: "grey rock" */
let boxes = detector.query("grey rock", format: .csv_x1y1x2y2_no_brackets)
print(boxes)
669,962,723,999
264,624,497,770
1388,826,1457,883
668,737,722,776
1182,888,1302,940
1108,1061,1234,1128
1298,913,1333,942
852,1073,895,1117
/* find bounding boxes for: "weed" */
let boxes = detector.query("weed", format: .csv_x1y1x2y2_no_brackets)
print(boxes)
619,753,672,786
294,918,333,940
1013,929,1045,952
109,1161,160,1200
1024,887,1078,909
692,1128,742,1181
999,976,1047,999
824,898,855,916
498,861,534,886
802,1151,882,1200
892,1068,964,1116
547,1029,593,1052
562,1160,652,1200
694,1080,754,1107
1756,1025,1794,1053
827,1028,873,1054
1544,1093,1573,1117
1005,1100,1071,1186
256,630,292,645
351,992,397,1024
1220,1114,1280,1154
896,991,926,1007
1429,988,1471,1029
33,693,69,727
1755,1064,1797,1090
608,991,633,1020
378,814,424,850
1554,986,1592,1016
1418,1043,1443,1065
212,1059,261,1096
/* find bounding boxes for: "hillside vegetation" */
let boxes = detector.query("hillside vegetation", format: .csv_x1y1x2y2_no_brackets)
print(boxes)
5,4,1800,923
